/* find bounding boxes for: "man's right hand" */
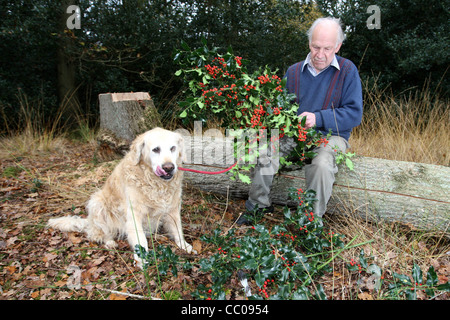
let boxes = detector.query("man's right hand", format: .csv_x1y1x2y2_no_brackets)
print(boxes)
299,112,316,129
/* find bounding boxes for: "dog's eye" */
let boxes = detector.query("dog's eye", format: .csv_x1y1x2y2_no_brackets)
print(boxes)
152,147,160,154
170,146,176,152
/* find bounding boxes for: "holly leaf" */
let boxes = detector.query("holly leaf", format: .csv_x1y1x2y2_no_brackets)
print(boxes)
412,263,423,284
292,287,309,300
393,272,412,286
238,173,251,184
254,273,265,288
345,157,354,170
426,266,438,286
367,264,382,291
359,249,368,268
313,284,327,300
436,282,450,292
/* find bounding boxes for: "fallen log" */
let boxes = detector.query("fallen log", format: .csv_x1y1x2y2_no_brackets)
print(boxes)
91,101,450,234
181,139,450,235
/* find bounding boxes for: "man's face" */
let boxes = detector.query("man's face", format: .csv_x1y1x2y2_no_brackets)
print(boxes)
309,23,342,72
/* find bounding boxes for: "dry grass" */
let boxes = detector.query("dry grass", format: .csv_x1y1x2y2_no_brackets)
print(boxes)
0,127,69,159
350,80,449,166
325,210,449,298
0,92,95,158
324,82,450,298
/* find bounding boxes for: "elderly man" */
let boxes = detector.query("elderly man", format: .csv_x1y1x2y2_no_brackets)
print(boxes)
238,17,363,225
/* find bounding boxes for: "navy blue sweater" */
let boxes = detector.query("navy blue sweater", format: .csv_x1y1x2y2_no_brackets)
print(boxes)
284,56,363,141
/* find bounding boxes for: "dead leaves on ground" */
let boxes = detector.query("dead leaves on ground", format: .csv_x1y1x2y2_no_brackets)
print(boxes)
0,141,242,300
1,140,449,300
1,143,134,299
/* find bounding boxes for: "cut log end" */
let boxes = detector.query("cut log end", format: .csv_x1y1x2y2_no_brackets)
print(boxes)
96,92,162,162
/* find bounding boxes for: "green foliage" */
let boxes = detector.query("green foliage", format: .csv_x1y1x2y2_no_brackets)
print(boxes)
317,0,450,96
346,249,450,300
135,244,183,278
2,0,448,134
334,149,355,171
174,41,330,182
2,166,23,178
388,263,450,300
191,188,345,300
31,178,43,193
137,188,352,300
0,0,317,131
0,1,60,127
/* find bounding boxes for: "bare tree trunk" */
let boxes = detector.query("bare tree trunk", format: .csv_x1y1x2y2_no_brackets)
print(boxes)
57,0,79,121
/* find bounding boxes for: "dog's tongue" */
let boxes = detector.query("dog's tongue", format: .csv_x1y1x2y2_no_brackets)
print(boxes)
155,166,168,177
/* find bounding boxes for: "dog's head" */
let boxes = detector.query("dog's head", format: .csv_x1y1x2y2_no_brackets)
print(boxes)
132,128,185,181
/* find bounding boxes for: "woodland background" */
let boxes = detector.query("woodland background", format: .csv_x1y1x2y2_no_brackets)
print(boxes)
1,0,449,132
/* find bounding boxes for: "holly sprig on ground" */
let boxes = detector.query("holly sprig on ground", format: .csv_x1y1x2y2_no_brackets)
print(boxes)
137,188,347,300
347,249,450,300
136,187,449,300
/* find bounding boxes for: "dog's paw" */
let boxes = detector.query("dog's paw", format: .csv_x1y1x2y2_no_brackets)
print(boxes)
183,242,197,254
133,254,145,270
105,240,118,249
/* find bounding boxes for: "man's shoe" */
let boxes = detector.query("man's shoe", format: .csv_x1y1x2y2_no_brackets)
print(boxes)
236,205,274,226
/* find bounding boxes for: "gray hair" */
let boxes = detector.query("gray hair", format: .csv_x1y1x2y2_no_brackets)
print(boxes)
307,17,346,48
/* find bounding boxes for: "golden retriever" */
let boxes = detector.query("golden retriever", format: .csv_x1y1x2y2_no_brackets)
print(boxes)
47,127,194,268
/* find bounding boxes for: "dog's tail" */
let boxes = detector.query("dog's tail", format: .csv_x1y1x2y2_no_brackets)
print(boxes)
47,216,88,233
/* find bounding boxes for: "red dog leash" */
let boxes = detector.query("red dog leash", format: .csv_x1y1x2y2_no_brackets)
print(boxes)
179,162,237,175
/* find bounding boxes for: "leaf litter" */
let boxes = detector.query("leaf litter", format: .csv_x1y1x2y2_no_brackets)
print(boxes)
0,140,448,300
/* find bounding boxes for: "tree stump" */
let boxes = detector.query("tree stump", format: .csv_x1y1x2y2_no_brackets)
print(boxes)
96,92,162,161
180,138,450,235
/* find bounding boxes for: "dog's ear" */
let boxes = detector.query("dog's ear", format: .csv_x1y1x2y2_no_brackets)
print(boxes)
133,140,145,165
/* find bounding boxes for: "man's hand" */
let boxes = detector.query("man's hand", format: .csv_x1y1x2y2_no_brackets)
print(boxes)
299,112,316,129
